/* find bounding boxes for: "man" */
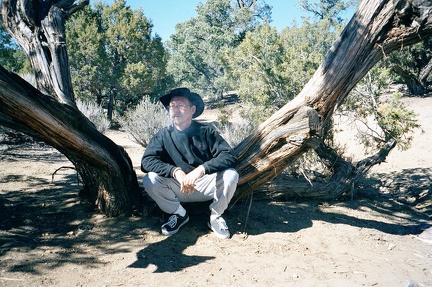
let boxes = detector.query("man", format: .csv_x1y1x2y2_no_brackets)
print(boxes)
141,87,239,239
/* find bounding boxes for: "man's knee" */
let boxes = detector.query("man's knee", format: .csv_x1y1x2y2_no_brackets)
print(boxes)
223,168,239,185
142,172,159,193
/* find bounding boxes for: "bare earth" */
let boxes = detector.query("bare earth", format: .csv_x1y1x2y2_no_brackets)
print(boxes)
0,97,431,287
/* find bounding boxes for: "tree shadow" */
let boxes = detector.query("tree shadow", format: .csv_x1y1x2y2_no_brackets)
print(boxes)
0,188,89,273
126,198,316,272
0,142,67,163
0,143,142,274
0,180,159,273
131,181,423,273
1,142,431,275
237,167,432,237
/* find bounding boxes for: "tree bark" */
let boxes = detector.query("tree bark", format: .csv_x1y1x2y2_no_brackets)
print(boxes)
234,0,432,198
0,66,141,216
419,56,432,86
1,0,141,216
255,139,397,200
2,0,79,105
390,64,428,95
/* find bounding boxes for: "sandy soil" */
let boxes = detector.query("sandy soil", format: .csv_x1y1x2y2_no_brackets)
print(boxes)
0,96,431,287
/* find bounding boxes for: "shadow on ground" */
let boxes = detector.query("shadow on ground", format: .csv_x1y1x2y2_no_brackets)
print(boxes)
1,143,431,274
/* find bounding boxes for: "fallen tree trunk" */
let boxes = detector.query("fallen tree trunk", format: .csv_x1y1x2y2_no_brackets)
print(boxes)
255,139,397,200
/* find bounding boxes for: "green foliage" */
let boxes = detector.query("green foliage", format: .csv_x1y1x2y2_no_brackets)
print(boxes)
223,23,286,119
62,0,418,157
386,38,432,95
67,6,108,102
118,97,170,148
66,0,169,119
239,103,272,127
341,65,419,151
222,17,340,124
299,0,358,24
376,92,420,151
343,65,391,110
166,0,267,99
0,17,30,74
2,0,422,169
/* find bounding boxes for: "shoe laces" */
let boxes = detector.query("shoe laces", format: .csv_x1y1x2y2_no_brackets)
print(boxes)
166,215,178,228
214,217,228,230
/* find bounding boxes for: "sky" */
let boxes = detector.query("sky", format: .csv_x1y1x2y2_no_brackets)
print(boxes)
116,1,309,41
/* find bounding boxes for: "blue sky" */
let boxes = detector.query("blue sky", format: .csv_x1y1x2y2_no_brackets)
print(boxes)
116,1,309,41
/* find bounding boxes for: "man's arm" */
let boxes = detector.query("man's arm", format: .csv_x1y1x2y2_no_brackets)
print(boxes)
141,132,177,178
201,127,238,174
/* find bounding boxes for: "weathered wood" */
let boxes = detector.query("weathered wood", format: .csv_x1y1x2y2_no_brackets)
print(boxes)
235,106,321,198
0,0,141,216
0,66,141,216
419,57,432,86
1,0,86,105
256,139,397,200
234,0,432,198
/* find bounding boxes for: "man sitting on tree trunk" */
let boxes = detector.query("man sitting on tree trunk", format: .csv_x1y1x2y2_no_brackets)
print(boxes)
141,88,239,239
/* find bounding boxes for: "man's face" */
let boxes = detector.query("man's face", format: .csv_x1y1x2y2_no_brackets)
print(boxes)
169,96,196,127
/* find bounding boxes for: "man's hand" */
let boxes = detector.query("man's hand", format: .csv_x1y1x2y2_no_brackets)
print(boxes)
174,166,205,194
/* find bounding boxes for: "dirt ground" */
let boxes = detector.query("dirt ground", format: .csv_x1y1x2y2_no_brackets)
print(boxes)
0,96,431,287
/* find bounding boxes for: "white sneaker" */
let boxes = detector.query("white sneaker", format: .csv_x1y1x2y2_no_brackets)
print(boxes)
208,216,230,239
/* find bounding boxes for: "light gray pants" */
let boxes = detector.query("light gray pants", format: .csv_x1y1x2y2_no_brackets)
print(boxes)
142,168,239,217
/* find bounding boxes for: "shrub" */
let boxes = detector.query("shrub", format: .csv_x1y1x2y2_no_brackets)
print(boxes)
376,92,420,150
76,99,111,133
0,126,35,144
220,119,255,147
118,96,170,148
217,102,258,147
341,65,419,152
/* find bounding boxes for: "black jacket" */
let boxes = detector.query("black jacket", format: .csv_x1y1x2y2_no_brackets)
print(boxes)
141,121,237,177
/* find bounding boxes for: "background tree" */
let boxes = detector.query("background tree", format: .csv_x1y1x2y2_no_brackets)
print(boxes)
301,0,431,95
0,17,30,74
386,38,432,95
222,16,342,124
166,0,270,99
222,22,286,123
299,0,359,24
66,5,109,105
233,0,432,199
66,0,169,121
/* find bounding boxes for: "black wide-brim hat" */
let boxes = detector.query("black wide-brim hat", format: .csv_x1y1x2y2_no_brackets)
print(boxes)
160,87,204,118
